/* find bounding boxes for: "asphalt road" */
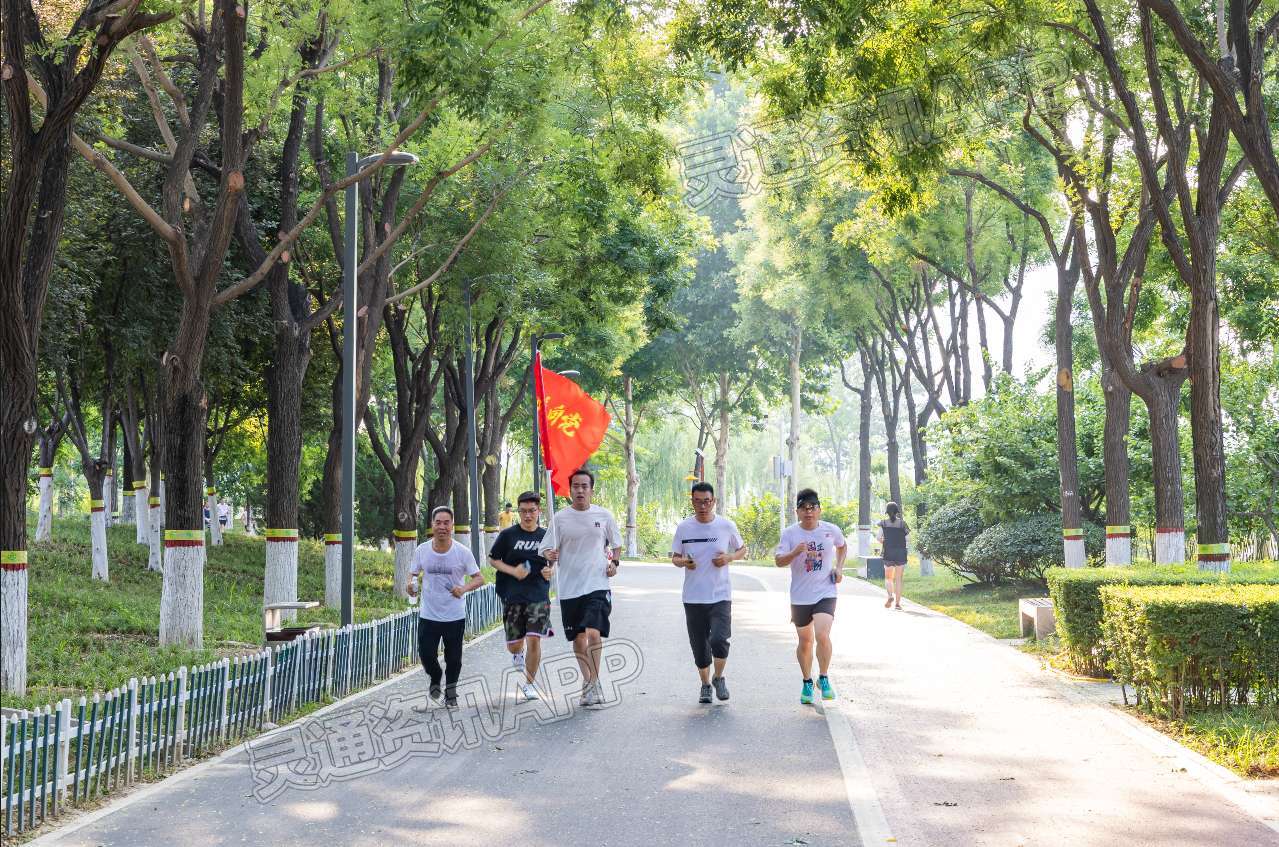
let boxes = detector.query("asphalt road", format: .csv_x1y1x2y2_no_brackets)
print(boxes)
30,563,1279,847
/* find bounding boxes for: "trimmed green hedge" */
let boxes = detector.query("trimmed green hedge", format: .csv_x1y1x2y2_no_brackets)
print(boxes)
964,515,1104,583
1045,565,1279,676
1100,584,1279,718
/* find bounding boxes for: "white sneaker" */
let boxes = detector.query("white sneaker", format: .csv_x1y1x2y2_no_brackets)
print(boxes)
512,652,525,670
578,684,592,708
519,681,540,701
584,681,604,708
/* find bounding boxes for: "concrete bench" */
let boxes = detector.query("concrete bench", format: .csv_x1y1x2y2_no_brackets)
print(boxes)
264,601,321,642
1019,597,1056,639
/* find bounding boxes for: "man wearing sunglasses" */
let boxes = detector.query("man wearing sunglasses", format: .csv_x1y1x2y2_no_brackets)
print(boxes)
488,491,553,702
775,488,847,705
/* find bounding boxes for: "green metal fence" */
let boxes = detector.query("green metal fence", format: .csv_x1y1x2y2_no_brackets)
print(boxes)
1,584,501,836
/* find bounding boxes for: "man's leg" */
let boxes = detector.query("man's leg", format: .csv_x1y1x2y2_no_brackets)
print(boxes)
442,619,465,699
573,632,594,685
418,619,443,689
795,622,815,679
708,601,731,679
684,603,713,684
524,633,542,683
813,612,834,677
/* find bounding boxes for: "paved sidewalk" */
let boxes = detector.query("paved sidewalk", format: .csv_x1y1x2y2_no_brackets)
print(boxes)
30,563,1279,847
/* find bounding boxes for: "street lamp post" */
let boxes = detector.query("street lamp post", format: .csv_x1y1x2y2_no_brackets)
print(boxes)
341,150,418,628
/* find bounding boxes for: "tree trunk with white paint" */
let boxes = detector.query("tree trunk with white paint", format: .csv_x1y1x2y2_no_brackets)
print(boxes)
134,485,149,545
90,506,109,581
264,532,298,623
1,555,28,695
103,470,115,528
160,538,205,648
148,501,163,572
36,471,54,543
394,534,416,598
325,538,342,608
206,487,223,546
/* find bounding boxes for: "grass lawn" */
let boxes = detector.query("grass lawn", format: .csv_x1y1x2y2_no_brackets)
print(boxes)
4,518,495,711
1130,706,1279,778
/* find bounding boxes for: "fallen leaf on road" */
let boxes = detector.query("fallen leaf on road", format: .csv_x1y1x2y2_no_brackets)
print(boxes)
933,801,959,807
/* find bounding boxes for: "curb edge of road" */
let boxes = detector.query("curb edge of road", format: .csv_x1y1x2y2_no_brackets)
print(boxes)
851,575,1279,836
24,624,506,847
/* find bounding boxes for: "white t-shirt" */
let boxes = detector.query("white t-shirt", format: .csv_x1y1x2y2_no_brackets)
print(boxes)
776,520,847,604
670,515,743,604
538,504,622,600
409,540,480,622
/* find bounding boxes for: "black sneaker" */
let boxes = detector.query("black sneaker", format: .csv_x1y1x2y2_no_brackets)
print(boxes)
713,676,729,701
444,693,458,709
698,683,713,704
429,683,442,702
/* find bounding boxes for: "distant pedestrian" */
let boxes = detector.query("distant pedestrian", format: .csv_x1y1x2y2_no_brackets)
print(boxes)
878,502,909,610
489,491,553,702
408,506,485,708
499,502,516,530
671,482,746,704
775,488,846,705
538,467,622,708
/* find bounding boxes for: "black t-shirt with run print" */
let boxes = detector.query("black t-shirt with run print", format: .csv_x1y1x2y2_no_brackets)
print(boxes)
489,524,550,604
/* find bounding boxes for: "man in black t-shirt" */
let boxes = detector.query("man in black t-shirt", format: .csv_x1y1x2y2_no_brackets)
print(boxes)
488,490,553,701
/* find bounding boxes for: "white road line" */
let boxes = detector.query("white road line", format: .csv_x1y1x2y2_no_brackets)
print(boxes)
741,566,898,846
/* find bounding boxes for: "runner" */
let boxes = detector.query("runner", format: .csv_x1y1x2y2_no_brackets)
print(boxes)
407,506,486,709
671,482,746,704
878,501,909,610
538,467,622,708
489,491,553,701
775,488,847,705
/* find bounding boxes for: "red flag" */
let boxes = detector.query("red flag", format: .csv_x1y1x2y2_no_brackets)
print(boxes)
534,354,611,496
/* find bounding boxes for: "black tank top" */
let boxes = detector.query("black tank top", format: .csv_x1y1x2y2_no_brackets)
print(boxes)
880,519,908,562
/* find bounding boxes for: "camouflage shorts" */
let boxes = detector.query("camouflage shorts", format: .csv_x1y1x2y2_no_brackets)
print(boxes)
503,601,553,643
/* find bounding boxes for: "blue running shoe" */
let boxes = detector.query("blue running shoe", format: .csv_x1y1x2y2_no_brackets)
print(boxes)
800,679,814,705
819,675,836,700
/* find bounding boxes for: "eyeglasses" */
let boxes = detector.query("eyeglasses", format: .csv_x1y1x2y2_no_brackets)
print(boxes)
517,507,540,515
691,498,714,507
797,502,820,511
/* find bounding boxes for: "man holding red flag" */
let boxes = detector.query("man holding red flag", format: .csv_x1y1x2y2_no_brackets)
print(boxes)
532,356,620,708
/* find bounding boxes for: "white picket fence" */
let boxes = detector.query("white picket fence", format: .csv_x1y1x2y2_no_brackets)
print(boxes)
1,584,501,836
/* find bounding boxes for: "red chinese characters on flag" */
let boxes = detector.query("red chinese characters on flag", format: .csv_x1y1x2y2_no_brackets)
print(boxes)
534,353,611,496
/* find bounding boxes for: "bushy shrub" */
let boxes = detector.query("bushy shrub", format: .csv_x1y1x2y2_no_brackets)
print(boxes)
916,501,991,582
731,492,781,560
963,515,1104,584
818,501,859,537
1046,565,1279,677
1101,584,1279,717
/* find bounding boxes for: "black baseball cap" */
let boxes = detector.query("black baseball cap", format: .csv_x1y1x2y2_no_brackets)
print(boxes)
796,489,820,508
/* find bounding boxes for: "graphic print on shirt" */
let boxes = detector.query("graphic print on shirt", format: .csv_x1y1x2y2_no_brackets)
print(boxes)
803,533,835,573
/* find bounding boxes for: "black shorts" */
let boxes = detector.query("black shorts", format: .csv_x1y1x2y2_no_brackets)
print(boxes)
791,596,837,627
560,590,611,640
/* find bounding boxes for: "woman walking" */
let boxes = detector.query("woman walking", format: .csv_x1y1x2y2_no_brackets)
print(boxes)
878,502,909,610
408,506,486,707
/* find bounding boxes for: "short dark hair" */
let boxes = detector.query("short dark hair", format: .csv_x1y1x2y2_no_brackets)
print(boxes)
796,488,820,507
516,491,541,506
430,505,454,521
690,482,715,497
504,501,513,509
569,467,595,488
886,501,900,519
